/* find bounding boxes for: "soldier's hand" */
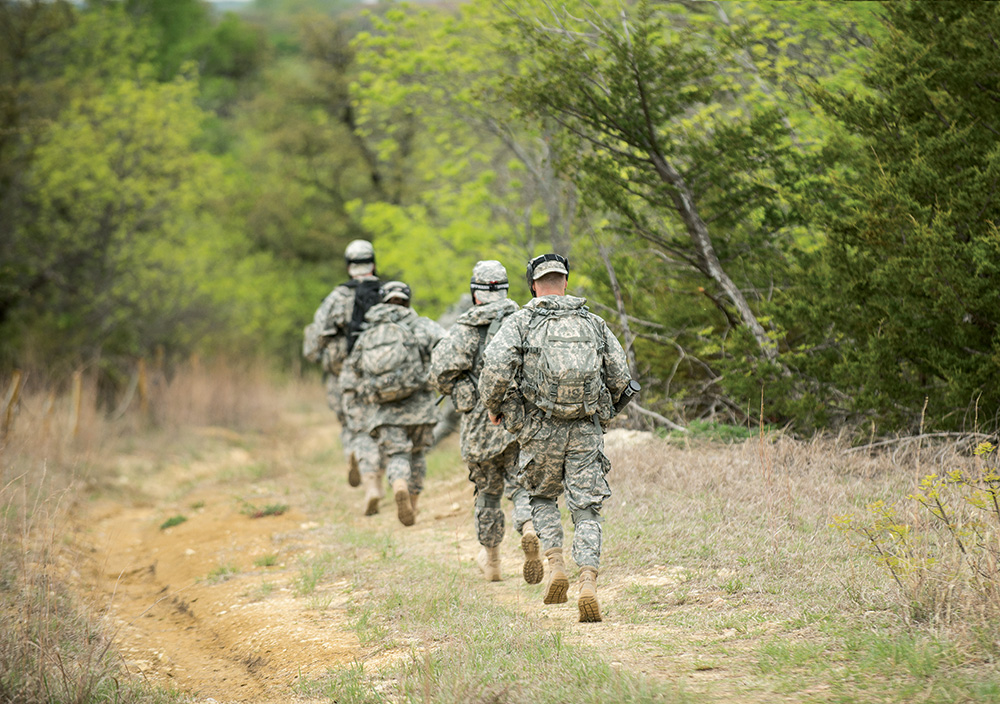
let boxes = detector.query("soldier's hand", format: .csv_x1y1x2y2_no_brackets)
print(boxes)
488,411,503,425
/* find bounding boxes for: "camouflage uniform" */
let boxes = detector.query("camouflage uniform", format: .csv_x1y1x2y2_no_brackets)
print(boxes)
305,275,382,482
478,294,631,570
343,302,445,500
430,293,473,448
430,297,532,548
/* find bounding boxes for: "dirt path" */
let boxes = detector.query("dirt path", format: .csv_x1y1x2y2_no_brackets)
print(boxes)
63,410,746,703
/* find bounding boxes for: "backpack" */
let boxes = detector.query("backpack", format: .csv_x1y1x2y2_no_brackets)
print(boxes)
346,279,383,354
360,319,427,403
521,308,605,419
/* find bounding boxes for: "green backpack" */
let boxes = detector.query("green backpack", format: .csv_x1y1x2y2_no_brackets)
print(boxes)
521,308,605,419
359,319,426,403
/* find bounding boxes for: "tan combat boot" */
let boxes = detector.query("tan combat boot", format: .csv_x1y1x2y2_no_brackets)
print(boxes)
409,493,420,516
392,478,414,526
521,522,543,585
363,473,380,516
577,567,602,622
347,453,361,488
542,547,569,604
476,546,502,582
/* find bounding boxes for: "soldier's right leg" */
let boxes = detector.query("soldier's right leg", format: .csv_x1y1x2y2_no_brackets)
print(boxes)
376,425,415,527
353,431,382,516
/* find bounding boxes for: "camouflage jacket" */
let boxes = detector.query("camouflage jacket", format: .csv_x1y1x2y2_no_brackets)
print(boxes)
303,275,380,375
430,298,519,464
478,295,632,431
343,303,445,433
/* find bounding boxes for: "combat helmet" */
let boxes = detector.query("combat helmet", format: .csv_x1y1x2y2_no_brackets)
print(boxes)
470,260,509,300
380,280,411,304
345,239,376,267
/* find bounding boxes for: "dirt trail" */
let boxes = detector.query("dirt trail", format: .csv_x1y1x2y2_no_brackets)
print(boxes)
64,412,741,703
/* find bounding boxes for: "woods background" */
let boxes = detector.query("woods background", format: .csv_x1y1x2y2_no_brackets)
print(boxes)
3,0,998,437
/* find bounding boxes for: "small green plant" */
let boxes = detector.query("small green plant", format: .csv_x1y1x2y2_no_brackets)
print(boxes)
239,499,289,519
294,560,327,595
205,563,239,584
835,442,1000,636
249,581,275,602
722,575,745,595
159,515,188,530
254,554,279,567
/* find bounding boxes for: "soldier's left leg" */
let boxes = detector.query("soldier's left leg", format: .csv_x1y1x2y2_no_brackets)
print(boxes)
354,431,382,515
503,448,542,584
376,425,416,526
326,376,359,486
502,447,532,535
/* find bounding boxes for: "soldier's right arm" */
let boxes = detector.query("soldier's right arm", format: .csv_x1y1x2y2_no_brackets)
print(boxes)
477,313,525,415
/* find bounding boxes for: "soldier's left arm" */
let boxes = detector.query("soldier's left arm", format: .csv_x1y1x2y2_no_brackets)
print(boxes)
478,314,525,414
599,319,632,400
429,325,478,394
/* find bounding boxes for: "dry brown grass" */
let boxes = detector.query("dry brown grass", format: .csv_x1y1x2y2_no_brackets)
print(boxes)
0,358,301,704
603,427,1000,658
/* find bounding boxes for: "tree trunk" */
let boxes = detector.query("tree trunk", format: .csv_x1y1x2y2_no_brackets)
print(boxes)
648,152,780,363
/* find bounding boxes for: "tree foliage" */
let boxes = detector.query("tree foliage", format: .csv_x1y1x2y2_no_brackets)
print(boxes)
815,0,1000,430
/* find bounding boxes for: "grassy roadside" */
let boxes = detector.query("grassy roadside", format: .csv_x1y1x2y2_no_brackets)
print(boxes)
3,366,1000,703
295,428,1000,703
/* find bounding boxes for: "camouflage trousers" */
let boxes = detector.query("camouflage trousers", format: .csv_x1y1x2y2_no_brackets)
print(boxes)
375,424,434,496
469,442,533,548
325,373,350,463
345,426,381,477
516,413,611,570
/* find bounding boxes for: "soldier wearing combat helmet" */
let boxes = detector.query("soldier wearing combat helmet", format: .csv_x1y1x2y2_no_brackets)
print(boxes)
430,260,540,584
302,240,383,510
478,253,634,622
342,281,445,526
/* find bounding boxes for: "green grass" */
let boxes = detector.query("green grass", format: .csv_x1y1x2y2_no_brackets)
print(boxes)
238,497,290,518
205,562,239,584
159,514,187,530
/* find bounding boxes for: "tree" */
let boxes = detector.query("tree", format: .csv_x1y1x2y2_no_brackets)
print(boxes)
816,0,1000,431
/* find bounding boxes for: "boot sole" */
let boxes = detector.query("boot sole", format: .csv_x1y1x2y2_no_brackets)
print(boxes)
521,532,543,585
364,496,379,516
578,594,602,623
348,455,361,487
395,489,414,526
543,574,569,604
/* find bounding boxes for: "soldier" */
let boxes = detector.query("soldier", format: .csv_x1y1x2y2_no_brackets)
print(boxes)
429,293,473,449
302,240,383,504
478,253,633,623
343,281,444,526
430,261,540,584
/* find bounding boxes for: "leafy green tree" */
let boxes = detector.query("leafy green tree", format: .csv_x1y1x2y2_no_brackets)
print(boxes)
815,0,1000,431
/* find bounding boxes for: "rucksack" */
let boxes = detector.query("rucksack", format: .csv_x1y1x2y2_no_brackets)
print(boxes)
360,319,427,402
521,308,605,419
346,278,383,354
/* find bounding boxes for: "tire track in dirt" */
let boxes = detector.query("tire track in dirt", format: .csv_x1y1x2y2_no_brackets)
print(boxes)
66,418,367,704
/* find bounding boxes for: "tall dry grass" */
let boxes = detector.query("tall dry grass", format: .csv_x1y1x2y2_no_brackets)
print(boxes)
603,428,1000,655
0,358,305,704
